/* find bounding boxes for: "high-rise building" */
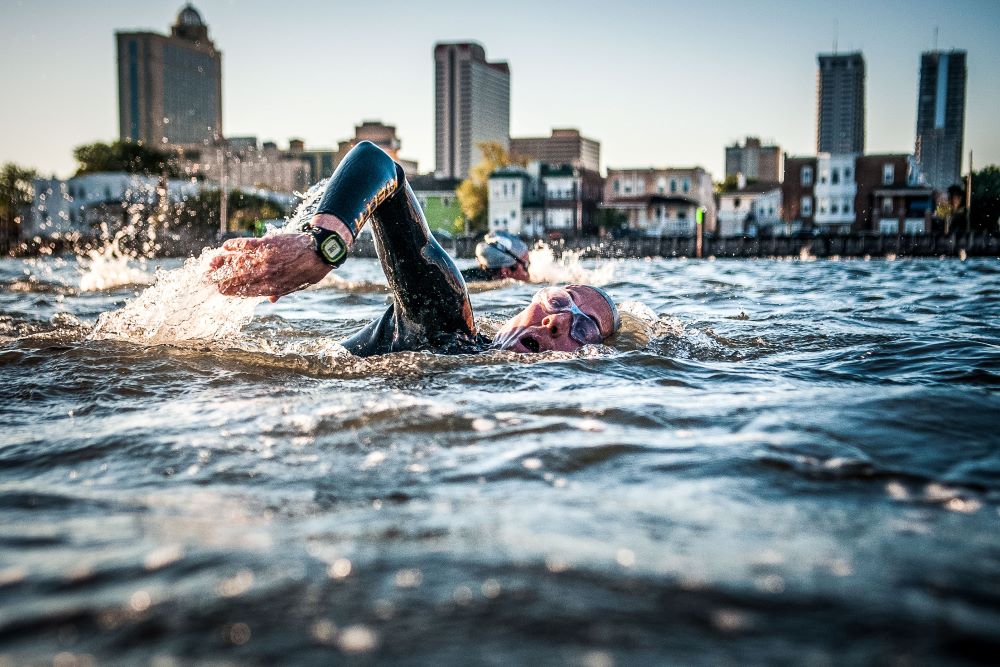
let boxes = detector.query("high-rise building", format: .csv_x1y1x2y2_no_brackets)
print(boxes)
116,4,223,150
724,136,783,183
511,129,601,173
434,42,510,179
915,50,967,190
816,52,865,154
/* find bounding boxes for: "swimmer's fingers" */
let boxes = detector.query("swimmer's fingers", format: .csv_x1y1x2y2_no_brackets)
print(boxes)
222,237,262,251
212,255,271,296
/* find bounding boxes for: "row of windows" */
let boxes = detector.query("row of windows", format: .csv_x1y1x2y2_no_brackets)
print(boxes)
800,196,855,217
66,185,114,200
612,178,691,195
801,163,896,186
818,198,854,216
654,207,689,220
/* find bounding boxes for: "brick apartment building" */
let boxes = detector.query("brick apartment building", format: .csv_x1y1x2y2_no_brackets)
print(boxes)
783,153,934,234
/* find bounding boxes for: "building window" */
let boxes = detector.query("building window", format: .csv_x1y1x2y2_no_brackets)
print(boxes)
801,166,813,186
820,171,828,185
883,164,895,185
683,179,690,193
669,179,676,194
678,209,688,219
844,167,852,180
882,198,894,215
831,169,840,185
613,179,619,192
733,197,741,208
801,196,813,216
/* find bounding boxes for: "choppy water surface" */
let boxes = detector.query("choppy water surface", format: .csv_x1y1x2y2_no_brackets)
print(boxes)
2,252,999,665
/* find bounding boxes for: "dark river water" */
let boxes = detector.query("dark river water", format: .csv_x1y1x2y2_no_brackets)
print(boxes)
1,249,999,666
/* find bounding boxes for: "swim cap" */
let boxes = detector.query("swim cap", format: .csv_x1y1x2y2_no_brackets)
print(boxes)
568,284,621,337
475,231,530,270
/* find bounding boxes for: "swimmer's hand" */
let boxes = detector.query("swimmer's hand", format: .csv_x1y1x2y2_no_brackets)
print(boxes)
207,234,331,303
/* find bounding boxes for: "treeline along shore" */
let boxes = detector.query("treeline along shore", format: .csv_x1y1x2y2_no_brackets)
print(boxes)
6,231,1000,261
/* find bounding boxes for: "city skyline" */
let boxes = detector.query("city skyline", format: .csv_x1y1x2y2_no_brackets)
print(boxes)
2,0,999,180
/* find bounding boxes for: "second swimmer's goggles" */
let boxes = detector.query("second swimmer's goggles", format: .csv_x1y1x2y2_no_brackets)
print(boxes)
533,287,605,345
486,235,529,271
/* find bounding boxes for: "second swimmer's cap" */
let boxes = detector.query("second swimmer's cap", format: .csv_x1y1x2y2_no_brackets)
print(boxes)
475,231,530,270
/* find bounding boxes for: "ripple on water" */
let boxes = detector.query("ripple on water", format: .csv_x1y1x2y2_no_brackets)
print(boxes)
1,256,999,664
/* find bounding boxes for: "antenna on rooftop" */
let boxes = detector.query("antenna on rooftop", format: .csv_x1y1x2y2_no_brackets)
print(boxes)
933,26,939,50
833,19,839,53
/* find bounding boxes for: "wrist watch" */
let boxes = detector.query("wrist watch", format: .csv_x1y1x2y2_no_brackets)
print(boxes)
304,225,349,268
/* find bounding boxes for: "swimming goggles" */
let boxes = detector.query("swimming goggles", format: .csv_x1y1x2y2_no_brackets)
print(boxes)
533,287,605,345
488,236,529,271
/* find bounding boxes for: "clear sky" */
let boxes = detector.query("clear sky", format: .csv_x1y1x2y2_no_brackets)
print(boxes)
2,0,998,179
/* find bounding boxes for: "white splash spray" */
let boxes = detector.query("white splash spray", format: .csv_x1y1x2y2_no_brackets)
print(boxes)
527,244,617,286
90,181,328,344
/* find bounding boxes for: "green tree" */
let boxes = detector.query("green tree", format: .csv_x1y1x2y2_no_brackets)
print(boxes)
971,165,1000,232
227,190,287,233
455,141,522,234
170,189,289,233
714,174,757,194
596,208,627,234
0,163,37,252
73,140,180,178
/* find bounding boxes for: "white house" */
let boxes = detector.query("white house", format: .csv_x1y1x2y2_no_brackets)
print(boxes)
717,183,783,237
487,162,600,237
29,173,294,240
487,167,532,235
812,153,857,234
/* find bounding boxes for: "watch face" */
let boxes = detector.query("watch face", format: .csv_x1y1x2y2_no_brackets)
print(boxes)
319,234,347,265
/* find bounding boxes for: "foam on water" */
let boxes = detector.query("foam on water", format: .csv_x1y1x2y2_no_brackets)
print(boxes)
90,249,262,343
527,244,617,285
77,244,154,292
89,182,329,344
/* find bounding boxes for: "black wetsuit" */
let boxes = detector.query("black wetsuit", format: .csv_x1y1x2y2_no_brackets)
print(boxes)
313,141,489,357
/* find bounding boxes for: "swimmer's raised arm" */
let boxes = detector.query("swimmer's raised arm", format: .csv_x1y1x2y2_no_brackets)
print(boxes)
209,141,403,302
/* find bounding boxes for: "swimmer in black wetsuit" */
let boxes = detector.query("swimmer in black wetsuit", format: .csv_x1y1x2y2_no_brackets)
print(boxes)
461,231,531,283
209,141,620,356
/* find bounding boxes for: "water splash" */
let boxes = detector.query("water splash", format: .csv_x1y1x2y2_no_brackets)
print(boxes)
527,244,617,286
90,249,262,344
90,183,325,344
77,242,154,292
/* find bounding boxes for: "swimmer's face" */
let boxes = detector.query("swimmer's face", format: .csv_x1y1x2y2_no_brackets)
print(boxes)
494,285,616,353
497,263,531,282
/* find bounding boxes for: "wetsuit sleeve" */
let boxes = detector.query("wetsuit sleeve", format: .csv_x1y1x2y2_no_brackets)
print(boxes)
320,141,477,353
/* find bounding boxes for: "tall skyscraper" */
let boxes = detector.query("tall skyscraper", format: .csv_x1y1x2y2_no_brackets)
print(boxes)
816,52,866,154
915,50,967,190
434,42,510,179
117,4,222,150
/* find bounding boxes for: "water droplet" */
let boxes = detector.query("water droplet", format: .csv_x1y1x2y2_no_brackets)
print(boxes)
327,558,352,579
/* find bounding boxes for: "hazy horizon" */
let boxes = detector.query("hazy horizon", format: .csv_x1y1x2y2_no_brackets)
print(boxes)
2,0,998,180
